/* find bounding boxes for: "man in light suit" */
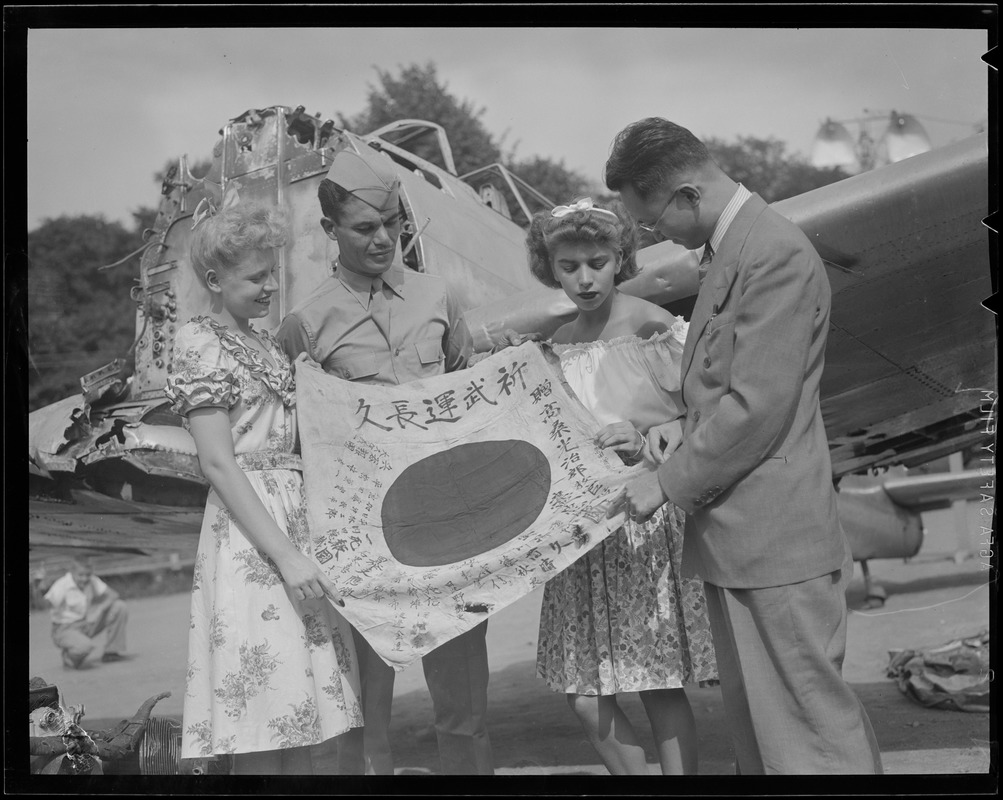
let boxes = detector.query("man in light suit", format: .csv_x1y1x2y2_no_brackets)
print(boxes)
605,117,882,774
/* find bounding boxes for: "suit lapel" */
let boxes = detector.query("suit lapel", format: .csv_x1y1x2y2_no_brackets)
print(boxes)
680,194,768,392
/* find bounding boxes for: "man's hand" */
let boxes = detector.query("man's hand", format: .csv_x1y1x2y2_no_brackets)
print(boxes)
494,329,543,351
85,588,119,625
470,329,544,366
644,419,684,465
292,352,320,374
595,422,644,461
608,470,669,523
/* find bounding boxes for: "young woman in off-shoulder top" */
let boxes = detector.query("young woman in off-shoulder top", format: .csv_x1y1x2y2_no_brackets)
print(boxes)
526,198,717,775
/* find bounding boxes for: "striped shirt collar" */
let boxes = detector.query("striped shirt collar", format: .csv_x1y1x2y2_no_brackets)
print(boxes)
706,183,752,259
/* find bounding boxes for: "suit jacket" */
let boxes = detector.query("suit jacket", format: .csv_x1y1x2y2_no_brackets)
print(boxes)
658,193,848,589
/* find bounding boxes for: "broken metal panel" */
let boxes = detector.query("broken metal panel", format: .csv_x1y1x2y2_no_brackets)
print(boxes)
28,393,204,487
29,394,89,475
79,359,130,405
132,107,327,398
74,424,202,484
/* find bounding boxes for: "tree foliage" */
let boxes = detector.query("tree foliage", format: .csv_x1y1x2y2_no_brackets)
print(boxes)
508,155,593,207
27,215,144,411
704,135,848,203
339,62,501,177
339,62,594,205
27,156,215,412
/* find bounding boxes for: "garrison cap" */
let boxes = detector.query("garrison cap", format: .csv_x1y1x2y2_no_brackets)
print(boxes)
325,146,400,211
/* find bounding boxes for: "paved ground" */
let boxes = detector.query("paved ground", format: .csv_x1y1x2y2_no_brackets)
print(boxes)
26,546,992,780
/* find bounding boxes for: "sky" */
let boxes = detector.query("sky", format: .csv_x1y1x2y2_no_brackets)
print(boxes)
25,25,989,230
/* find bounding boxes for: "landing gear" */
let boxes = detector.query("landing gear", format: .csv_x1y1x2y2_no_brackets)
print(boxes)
860,560,887,608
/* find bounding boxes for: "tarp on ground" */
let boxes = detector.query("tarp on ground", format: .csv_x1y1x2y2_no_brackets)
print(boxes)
296,342,629,669
886,628,990,713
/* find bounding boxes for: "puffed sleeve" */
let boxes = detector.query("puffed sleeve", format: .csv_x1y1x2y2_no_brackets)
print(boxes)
645,318,689,395
43,575,67,607
164,320,241,415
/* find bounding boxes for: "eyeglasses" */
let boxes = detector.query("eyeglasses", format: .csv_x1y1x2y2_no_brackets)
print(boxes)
635,189,678,234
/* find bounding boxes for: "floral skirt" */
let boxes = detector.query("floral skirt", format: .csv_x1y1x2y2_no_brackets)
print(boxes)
181,468,363,757
537,503,717,695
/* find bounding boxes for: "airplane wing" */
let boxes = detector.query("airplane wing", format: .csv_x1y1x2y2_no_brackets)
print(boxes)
775,133,993,478
879,469,994,510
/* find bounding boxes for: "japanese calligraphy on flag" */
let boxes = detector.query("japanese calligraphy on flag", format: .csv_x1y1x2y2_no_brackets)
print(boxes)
296,341,629,670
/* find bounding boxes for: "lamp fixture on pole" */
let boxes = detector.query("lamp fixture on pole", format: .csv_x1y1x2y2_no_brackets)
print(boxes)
811,110,934,174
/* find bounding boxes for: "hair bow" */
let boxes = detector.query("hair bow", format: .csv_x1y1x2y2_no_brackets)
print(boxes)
191,183,241,230
550,197,619,220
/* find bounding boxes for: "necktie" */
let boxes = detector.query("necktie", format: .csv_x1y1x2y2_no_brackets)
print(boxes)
698,243,714,284
370,276,391,344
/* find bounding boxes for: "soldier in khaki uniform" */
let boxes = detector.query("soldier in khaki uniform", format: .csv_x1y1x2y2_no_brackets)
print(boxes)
277,146,491,776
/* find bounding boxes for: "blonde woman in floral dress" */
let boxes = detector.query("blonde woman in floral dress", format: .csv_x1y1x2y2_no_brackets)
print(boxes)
165,202,362,774
527,198,717,775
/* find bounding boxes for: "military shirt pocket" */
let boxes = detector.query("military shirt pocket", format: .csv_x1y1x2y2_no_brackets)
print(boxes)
415,338,444,366
328,352,380,381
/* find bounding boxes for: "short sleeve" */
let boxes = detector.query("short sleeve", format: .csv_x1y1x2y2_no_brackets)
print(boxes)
164,320,241,415
90,575,110,596
275,312,313,364
43,576,66,607
645,319,688,395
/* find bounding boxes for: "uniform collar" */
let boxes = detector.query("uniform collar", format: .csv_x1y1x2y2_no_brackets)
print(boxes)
335,262,405,309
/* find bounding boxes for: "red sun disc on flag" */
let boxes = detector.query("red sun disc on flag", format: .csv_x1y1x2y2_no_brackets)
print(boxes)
381,440,552,567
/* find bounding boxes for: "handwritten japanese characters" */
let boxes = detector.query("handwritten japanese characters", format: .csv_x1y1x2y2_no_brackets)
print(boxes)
296,342,627,669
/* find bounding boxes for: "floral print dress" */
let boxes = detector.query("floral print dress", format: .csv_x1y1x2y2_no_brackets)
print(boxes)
165,316,362,757
537,327,718,695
